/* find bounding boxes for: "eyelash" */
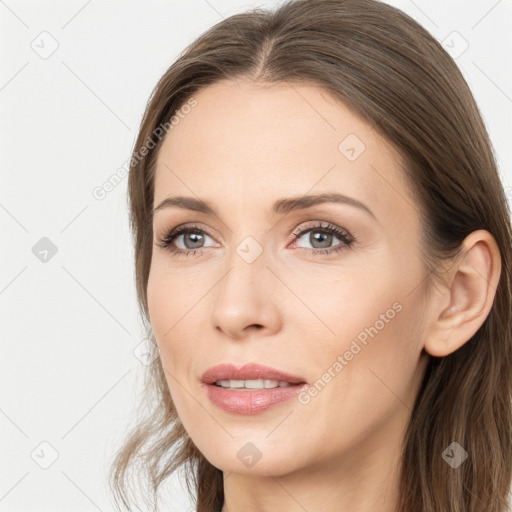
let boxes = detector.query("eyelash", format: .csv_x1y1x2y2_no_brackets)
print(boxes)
155,222,354,257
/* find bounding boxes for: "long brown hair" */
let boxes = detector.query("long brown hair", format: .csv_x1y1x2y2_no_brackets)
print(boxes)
107,0,512,510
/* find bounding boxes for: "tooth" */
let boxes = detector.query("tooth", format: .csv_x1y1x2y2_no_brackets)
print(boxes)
245,379,264,389
215,379,294,389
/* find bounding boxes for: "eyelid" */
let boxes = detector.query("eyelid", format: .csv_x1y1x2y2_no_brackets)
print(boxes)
158,222,219,241
289,220,351,240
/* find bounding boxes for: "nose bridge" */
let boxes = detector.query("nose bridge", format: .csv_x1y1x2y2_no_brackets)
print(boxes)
210,233,280,336
219,234,269,305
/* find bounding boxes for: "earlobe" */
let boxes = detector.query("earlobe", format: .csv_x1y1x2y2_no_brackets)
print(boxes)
423,230,501,358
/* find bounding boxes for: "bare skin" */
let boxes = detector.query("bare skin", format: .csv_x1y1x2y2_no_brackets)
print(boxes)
147,79,501,512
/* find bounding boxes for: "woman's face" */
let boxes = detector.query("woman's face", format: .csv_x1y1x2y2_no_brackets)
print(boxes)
148,80,431,477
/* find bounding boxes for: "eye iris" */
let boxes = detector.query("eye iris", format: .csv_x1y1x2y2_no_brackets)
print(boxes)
311,231,332,249
184,232,204,249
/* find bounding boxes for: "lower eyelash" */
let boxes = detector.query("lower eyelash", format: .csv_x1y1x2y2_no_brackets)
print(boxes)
156,222,354,256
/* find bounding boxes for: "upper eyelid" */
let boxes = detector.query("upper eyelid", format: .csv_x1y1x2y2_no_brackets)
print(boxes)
167,223,217,240
292,221,350,236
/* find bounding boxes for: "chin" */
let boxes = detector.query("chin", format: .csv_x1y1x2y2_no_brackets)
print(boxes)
199,442,304,477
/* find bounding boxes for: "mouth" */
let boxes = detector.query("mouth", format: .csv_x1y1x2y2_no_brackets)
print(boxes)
201,363,308,415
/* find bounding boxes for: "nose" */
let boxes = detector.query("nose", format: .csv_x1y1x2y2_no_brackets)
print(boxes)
210,245,282,341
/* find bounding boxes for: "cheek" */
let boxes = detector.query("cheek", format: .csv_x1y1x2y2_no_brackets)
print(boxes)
147,269,171,346
147,276,198,418
147,266,196,370
289,257,425,417
147,257,204,338
147,257,220,441
282,257,395,347
290,299,423,466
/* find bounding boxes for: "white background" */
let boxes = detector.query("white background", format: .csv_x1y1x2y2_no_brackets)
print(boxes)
1,0,511,510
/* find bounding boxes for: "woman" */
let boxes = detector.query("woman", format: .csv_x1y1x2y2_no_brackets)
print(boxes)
108,0,512,511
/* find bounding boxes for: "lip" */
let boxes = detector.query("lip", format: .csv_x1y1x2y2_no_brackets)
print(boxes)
201,362,307,385
201,363,308,415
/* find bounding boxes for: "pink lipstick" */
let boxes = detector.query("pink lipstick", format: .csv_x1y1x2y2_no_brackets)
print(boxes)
201,363,308,415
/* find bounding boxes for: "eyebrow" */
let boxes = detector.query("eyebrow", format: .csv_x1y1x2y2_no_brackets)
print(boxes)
153,192,375,219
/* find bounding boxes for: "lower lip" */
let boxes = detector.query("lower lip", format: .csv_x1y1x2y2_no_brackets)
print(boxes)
205,383,307,415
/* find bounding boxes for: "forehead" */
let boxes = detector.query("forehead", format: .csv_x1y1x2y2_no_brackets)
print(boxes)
153,80,415,226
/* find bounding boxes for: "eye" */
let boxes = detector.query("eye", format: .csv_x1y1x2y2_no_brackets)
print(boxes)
155,224,218,256
290,221,354,255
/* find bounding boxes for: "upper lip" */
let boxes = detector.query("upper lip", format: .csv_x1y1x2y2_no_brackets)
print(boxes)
201,363,307,385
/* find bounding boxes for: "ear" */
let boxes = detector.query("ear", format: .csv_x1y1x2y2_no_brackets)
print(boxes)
423,230,502,357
